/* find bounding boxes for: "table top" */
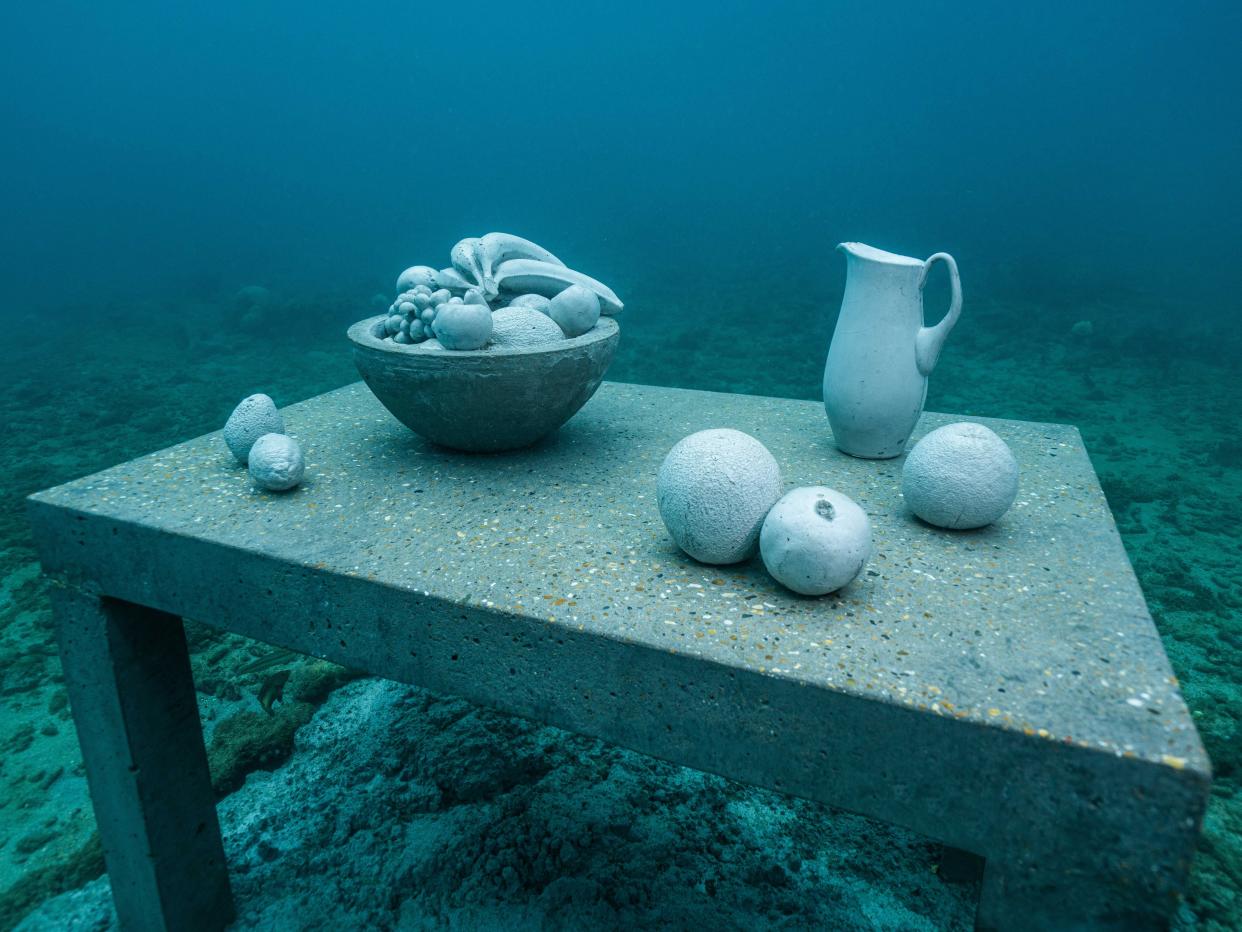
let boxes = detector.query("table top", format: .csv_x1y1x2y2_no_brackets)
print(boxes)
30,380,1207,773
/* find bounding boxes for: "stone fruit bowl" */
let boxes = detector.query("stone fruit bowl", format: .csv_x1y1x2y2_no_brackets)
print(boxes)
348,315,619,452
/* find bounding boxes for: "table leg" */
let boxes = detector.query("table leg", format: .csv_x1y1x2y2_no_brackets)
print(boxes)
51,587,233,932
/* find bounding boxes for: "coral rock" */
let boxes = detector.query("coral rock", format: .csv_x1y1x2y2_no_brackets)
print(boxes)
224,394,284,464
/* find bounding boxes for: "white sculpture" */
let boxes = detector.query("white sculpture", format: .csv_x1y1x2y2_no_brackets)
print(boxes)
432,302,493,350
901,422,1018,529
395,266,438,293
380,233,622,350
509,294,551,312
491,259,623,316
545,284,601,337
760,487,872,595
489,306,565,348
248,433,305,491
657,429,783,565
452,233,566,300
823,243,962,459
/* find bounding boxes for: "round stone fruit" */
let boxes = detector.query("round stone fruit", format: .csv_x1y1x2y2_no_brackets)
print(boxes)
431,302,493,350
657,428,782,564
247,433,305,491
760,486,872,595
901,422,1019,529
545,284,600,337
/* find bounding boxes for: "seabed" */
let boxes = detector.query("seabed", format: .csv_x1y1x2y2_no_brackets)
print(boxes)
1,274,1238,930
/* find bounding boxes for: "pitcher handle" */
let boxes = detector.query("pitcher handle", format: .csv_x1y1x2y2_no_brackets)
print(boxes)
915,251,962,376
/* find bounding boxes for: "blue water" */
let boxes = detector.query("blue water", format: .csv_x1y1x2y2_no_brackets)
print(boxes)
5,2,1240,308
1,2,1240,928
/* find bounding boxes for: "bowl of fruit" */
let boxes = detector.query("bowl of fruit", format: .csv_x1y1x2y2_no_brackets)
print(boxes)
348,233,622,452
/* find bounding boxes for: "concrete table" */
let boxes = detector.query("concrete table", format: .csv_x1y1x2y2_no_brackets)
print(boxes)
28,381,1209,931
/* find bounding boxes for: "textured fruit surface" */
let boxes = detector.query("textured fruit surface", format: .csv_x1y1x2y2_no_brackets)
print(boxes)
657,428,782,564
760,486,872,595
902,422,1019,529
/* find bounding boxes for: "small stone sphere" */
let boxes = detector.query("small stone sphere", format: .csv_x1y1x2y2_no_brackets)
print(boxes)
413,293,431,310
429,288,451,306
489,306,564,348
902,422,1019,529
223,394,284,463
396,265,438,293
760,487,872,595
432,302,493,350
545,284,601,337
248,433,305,491
420,308,435,323
398,301,416,315
657,429,782,564
385,315,403,335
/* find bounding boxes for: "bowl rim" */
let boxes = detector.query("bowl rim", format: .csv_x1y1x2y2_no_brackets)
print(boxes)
347,313,619,358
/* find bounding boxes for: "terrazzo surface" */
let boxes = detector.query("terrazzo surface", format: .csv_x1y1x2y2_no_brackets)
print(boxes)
33,381,1204,772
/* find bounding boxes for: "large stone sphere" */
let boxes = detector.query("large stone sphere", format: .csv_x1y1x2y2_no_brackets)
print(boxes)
760,487,872,595
902,422,1019,529
657,429,782,564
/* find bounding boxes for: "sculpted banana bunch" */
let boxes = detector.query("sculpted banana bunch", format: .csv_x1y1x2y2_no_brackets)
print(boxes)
492,259,623,316
447,232,621,314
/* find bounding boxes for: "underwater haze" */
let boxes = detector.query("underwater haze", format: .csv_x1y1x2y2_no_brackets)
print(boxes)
2,1,1240,929
5,1,1241,307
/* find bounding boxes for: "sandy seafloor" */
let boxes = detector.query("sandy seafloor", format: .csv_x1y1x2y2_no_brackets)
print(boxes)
1,273,1238,930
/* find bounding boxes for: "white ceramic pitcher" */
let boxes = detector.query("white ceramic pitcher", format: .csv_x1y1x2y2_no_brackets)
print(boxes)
822,243,962,459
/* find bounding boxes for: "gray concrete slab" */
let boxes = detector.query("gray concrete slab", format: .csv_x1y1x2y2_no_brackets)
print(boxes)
29,381,1210,931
